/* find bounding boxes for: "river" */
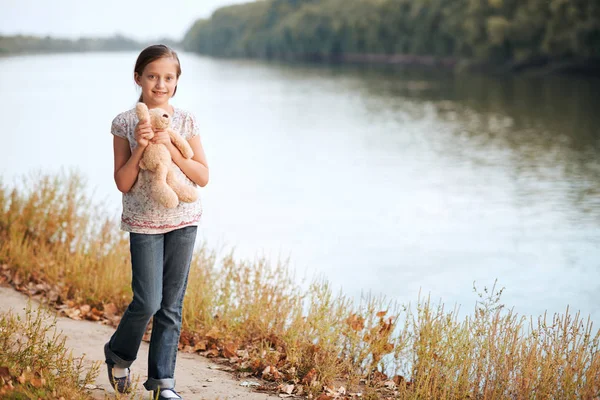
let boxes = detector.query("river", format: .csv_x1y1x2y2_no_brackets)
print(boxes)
1,51,599,323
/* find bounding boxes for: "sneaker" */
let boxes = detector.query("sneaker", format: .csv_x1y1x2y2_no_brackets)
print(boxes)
153,388,183,399
106,363,131,394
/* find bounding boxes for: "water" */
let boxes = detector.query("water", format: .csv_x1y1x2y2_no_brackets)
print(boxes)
1,52,599,323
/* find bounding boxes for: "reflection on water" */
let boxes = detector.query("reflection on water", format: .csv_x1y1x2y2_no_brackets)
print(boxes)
0,53,599,324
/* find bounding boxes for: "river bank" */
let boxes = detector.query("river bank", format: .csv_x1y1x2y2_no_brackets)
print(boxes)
1,172,599,399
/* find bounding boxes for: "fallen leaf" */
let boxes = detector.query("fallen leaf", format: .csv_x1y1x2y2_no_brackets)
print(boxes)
223,342,238,358
371,370,387,384
236,349,249,359
262,365,281,380
391,375,404,386
103,303,118,316
205,326,221,340
301,368,317,386
65,308,81,320
80,304,91,315
31,377,45,388
383,380,396,389
204,349,219,358
280,384,294,394
193,341,207,352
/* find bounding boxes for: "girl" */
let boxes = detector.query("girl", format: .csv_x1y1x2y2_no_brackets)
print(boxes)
104,44,209,400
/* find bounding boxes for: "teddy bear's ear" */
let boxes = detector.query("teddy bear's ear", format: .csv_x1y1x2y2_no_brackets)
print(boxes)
135,102,149,121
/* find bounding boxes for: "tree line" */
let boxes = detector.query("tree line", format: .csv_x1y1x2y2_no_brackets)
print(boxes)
0,34,172,55
182,0,600,72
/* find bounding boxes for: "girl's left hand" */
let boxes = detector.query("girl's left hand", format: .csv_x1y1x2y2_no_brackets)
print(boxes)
151,130,171,146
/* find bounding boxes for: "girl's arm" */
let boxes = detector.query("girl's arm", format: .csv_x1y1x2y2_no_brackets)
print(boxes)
169,135,209,187
113,121,153,193
113,136,145,193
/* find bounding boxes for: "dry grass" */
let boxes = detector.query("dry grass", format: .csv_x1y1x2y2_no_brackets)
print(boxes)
0,304,99,399
1,171,599,399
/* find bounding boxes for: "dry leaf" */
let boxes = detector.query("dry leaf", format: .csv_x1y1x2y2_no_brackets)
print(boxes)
80,304,91,315
301,368,317,386
30,377,45,388
193,341,207,352
0,367,10,379
236,349,250,359
223,342,238,358
262,365,281,380
280,384,294,394
392,375,405,386
376,310,387,318
103,303,118,316
204,349,220,358
371,370,387,384
346,314,365,331
91,307,103,316
205,326,220,340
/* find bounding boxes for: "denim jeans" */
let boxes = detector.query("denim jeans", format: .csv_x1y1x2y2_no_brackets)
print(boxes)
104,225,197,391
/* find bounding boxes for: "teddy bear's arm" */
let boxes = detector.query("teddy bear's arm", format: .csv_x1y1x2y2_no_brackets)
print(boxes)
168,129,194,159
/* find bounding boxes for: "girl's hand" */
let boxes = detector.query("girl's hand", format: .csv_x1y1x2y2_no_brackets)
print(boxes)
134,121,154,148
151,130,172,146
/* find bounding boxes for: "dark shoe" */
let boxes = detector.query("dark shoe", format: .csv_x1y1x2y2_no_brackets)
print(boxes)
153,388,182,399
106,363,131,394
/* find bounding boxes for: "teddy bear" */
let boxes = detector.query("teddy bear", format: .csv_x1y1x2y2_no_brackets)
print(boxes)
135,102,198,208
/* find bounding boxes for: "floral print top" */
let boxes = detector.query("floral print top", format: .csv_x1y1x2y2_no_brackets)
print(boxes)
110,107,203,234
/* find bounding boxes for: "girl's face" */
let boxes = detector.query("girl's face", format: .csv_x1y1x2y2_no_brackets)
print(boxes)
135,57,179,109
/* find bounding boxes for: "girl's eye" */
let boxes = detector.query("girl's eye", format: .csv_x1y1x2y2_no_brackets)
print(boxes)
148,75,154,79
166,77,172,81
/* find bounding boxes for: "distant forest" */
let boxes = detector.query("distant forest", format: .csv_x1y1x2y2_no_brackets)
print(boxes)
0,34,180,55
182,0,600,73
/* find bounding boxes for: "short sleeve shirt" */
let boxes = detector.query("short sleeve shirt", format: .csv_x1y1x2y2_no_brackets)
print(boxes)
111,107,203,234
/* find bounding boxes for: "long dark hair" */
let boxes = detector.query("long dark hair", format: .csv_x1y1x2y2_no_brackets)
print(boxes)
134,44,182,102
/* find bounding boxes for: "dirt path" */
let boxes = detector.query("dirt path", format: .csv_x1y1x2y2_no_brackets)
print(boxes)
0,284,280,400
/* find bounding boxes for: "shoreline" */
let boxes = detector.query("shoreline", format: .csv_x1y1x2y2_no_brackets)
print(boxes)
1,45,598,77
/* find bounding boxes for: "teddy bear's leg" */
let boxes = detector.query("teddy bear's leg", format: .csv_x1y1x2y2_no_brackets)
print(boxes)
167,165,198,203
151,163,179,208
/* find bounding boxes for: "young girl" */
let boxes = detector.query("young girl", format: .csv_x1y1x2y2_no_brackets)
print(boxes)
104,44,209,400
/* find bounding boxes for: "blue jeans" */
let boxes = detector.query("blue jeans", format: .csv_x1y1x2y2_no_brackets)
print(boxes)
104,225,197,391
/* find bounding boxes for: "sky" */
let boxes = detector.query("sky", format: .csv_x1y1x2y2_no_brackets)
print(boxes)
1,0,252,41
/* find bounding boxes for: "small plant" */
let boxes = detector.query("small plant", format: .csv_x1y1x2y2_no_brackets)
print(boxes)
0,304,100,399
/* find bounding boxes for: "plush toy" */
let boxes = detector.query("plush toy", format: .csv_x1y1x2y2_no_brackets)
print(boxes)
135,102,198,208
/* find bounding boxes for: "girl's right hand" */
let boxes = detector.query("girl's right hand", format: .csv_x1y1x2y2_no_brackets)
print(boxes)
134,121,154,148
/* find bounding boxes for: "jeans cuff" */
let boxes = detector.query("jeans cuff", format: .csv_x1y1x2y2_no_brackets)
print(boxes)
143,377,176,391
104,342,134,368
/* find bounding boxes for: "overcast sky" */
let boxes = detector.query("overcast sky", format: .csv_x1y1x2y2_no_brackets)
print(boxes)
1,0,252,41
